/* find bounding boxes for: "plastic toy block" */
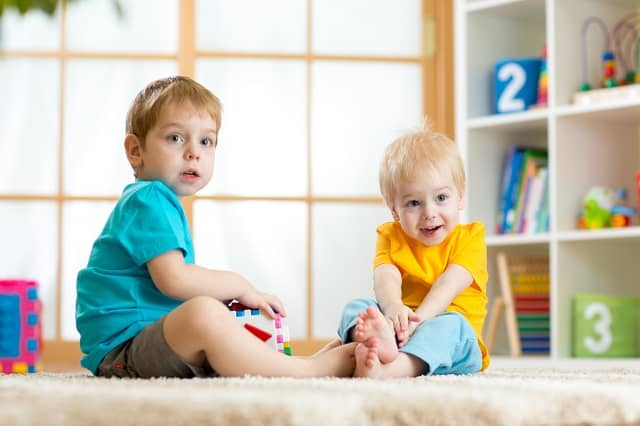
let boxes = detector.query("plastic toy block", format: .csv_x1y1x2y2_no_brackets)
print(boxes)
228,301,292,355
244,323,272,342
0,280,43,373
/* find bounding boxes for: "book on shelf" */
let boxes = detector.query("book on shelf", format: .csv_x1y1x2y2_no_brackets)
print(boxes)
497,146,549,234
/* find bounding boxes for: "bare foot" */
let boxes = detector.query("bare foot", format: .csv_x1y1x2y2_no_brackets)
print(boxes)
353,339,382,378
308,342,356,377
354,306,398,363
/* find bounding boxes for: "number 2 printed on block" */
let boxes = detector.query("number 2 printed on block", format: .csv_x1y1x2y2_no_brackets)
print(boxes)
493,58,541,114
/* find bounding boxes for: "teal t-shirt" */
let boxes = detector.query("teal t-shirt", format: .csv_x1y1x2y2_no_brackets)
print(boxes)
76,180,194,374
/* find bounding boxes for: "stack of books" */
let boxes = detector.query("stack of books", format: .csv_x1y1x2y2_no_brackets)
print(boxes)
497,146,549,234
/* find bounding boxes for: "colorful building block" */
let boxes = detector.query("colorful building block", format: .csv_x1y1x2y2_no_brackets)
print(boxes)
0,279,43,373
229,301,291,355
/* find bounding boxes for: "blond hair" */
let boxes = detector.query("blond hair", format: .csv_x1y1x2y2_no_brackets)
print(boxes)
125,76,222,148
379,123,465,206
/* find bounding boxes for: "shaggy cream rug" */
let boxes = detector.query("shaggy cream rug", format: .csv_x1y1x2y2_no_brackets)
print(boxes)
2,367,640,425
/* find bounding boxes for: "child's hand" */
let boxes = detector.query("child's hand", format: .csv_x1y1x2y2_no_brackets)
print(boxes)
398,320,421,348
237,290,286,319
383,303,421,346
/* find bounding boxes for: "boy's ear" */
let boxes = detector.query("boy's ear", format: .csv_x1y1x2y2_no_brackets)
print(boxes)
391,207,400,221
124,134,143,171
457,191,465,210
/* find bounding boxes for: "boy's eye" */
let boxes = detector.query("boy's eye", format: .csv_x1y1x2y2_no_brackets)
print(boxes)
436,194,448,202
169,134,184,144
406,200,420,207
200,137,214,147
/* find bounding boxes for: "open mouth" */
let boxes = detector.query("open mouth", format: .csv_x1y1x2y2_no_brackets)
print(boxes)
420,225,442,234
181,170,200,178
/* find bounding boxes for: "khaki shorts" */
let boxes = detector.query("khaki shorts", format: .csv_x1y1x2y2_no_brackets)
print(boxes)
97,315,216,378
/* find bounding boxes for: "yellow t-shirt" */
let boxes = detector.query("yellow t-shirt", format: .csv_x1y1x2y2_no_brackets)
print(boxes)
373,221,490,371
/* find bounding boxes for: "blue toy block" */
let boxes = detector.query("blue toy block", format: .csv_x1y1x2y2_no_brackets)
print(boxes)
494,57,542,114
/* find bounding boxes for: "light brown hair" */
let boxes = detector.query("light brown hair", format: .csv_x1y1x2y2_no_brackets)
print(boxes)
379,122,465,206
125,76,222,148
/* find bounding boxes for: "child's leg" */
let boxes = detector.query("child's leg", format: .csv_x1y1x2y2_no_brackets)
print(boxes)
354,312,482,379
163,296,356,378
400,312,482,375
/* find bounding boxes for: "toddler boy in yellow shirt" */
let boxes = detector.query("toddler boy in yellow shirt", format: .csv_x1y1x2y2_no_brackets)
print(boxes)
337,124,490,378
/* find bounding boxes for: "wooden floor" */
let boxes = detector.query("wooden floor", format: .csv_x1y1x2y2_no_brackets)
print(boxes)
41,362,87,374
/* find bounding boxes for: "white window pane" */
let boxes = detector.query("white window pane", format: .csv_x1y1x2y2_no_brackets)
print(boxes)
196,0,306,53
311,61,422,196
0,59,59,194
0,8,60,50
193,200,307,339
313,0,421,56
312,203,390,339
61,202,115,341
66,0,178,53
64,60,177,196
0,202,58,340
197,59,307,196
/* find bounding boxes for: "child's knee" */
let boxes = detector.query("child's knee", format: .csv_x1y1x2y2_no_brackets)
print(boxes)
343,297,377,314
181,296,230,331
437,312,474,338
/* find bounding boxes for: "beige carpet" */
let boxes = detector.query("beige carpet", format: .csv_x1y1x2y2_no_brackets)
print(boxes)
2,367,640,425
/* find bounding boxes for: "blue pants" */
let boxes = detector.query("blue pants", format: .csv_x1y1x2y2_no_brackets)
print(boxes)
337,298,482,375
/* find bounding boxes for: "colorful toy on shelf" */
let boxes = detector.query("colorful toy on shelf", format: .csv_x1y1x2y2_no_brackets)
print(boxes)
578,186,614,229
578,16,609,92
229,301,291,355
534,45,548,107
575,12,640,105
485,253,550,357
0,279,43,373
578,186,637,229
602,51,617,88
610,187,636,227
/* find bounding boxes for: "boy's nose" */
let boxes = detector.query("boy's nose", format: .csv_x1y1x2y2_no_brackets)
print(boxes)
423,204,436,219
185,144,200,160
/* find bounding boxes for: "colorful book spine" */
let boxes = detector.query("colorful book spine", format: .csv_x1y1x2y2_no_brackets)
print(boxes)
497,146,549,234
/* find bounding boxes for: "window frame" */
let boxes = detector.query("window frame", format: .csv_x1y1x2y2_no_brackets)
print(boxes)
0,0,453,363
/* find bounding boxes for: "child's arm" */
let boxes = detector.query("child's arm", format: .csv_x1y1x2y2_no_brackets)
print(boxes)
415,264,472,320
147,249,285,318
374,263,420,339
401,263,472,344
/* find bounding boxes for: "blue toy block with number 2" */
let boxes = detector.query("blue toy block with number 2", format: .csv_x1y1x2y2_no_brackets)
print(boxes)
493,58,542,114
573,293,638,357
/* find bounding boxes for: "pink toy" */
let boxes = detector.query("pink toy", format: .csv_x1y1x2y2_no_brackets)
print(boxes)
0,280,43,373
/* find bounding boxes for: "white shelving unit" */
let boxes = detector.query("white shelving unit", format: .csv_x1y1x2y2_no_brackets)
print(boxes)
455,0,640,360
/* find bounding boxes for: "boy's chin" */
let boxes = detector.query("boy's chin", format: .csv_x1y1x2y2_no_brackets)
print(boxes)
167,182,200,197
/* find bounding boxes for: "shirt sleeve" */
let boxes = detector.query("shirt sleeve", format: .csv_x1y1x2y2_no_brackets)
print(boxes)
118,183,189,266
373,224,393,267
450,222,488,291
